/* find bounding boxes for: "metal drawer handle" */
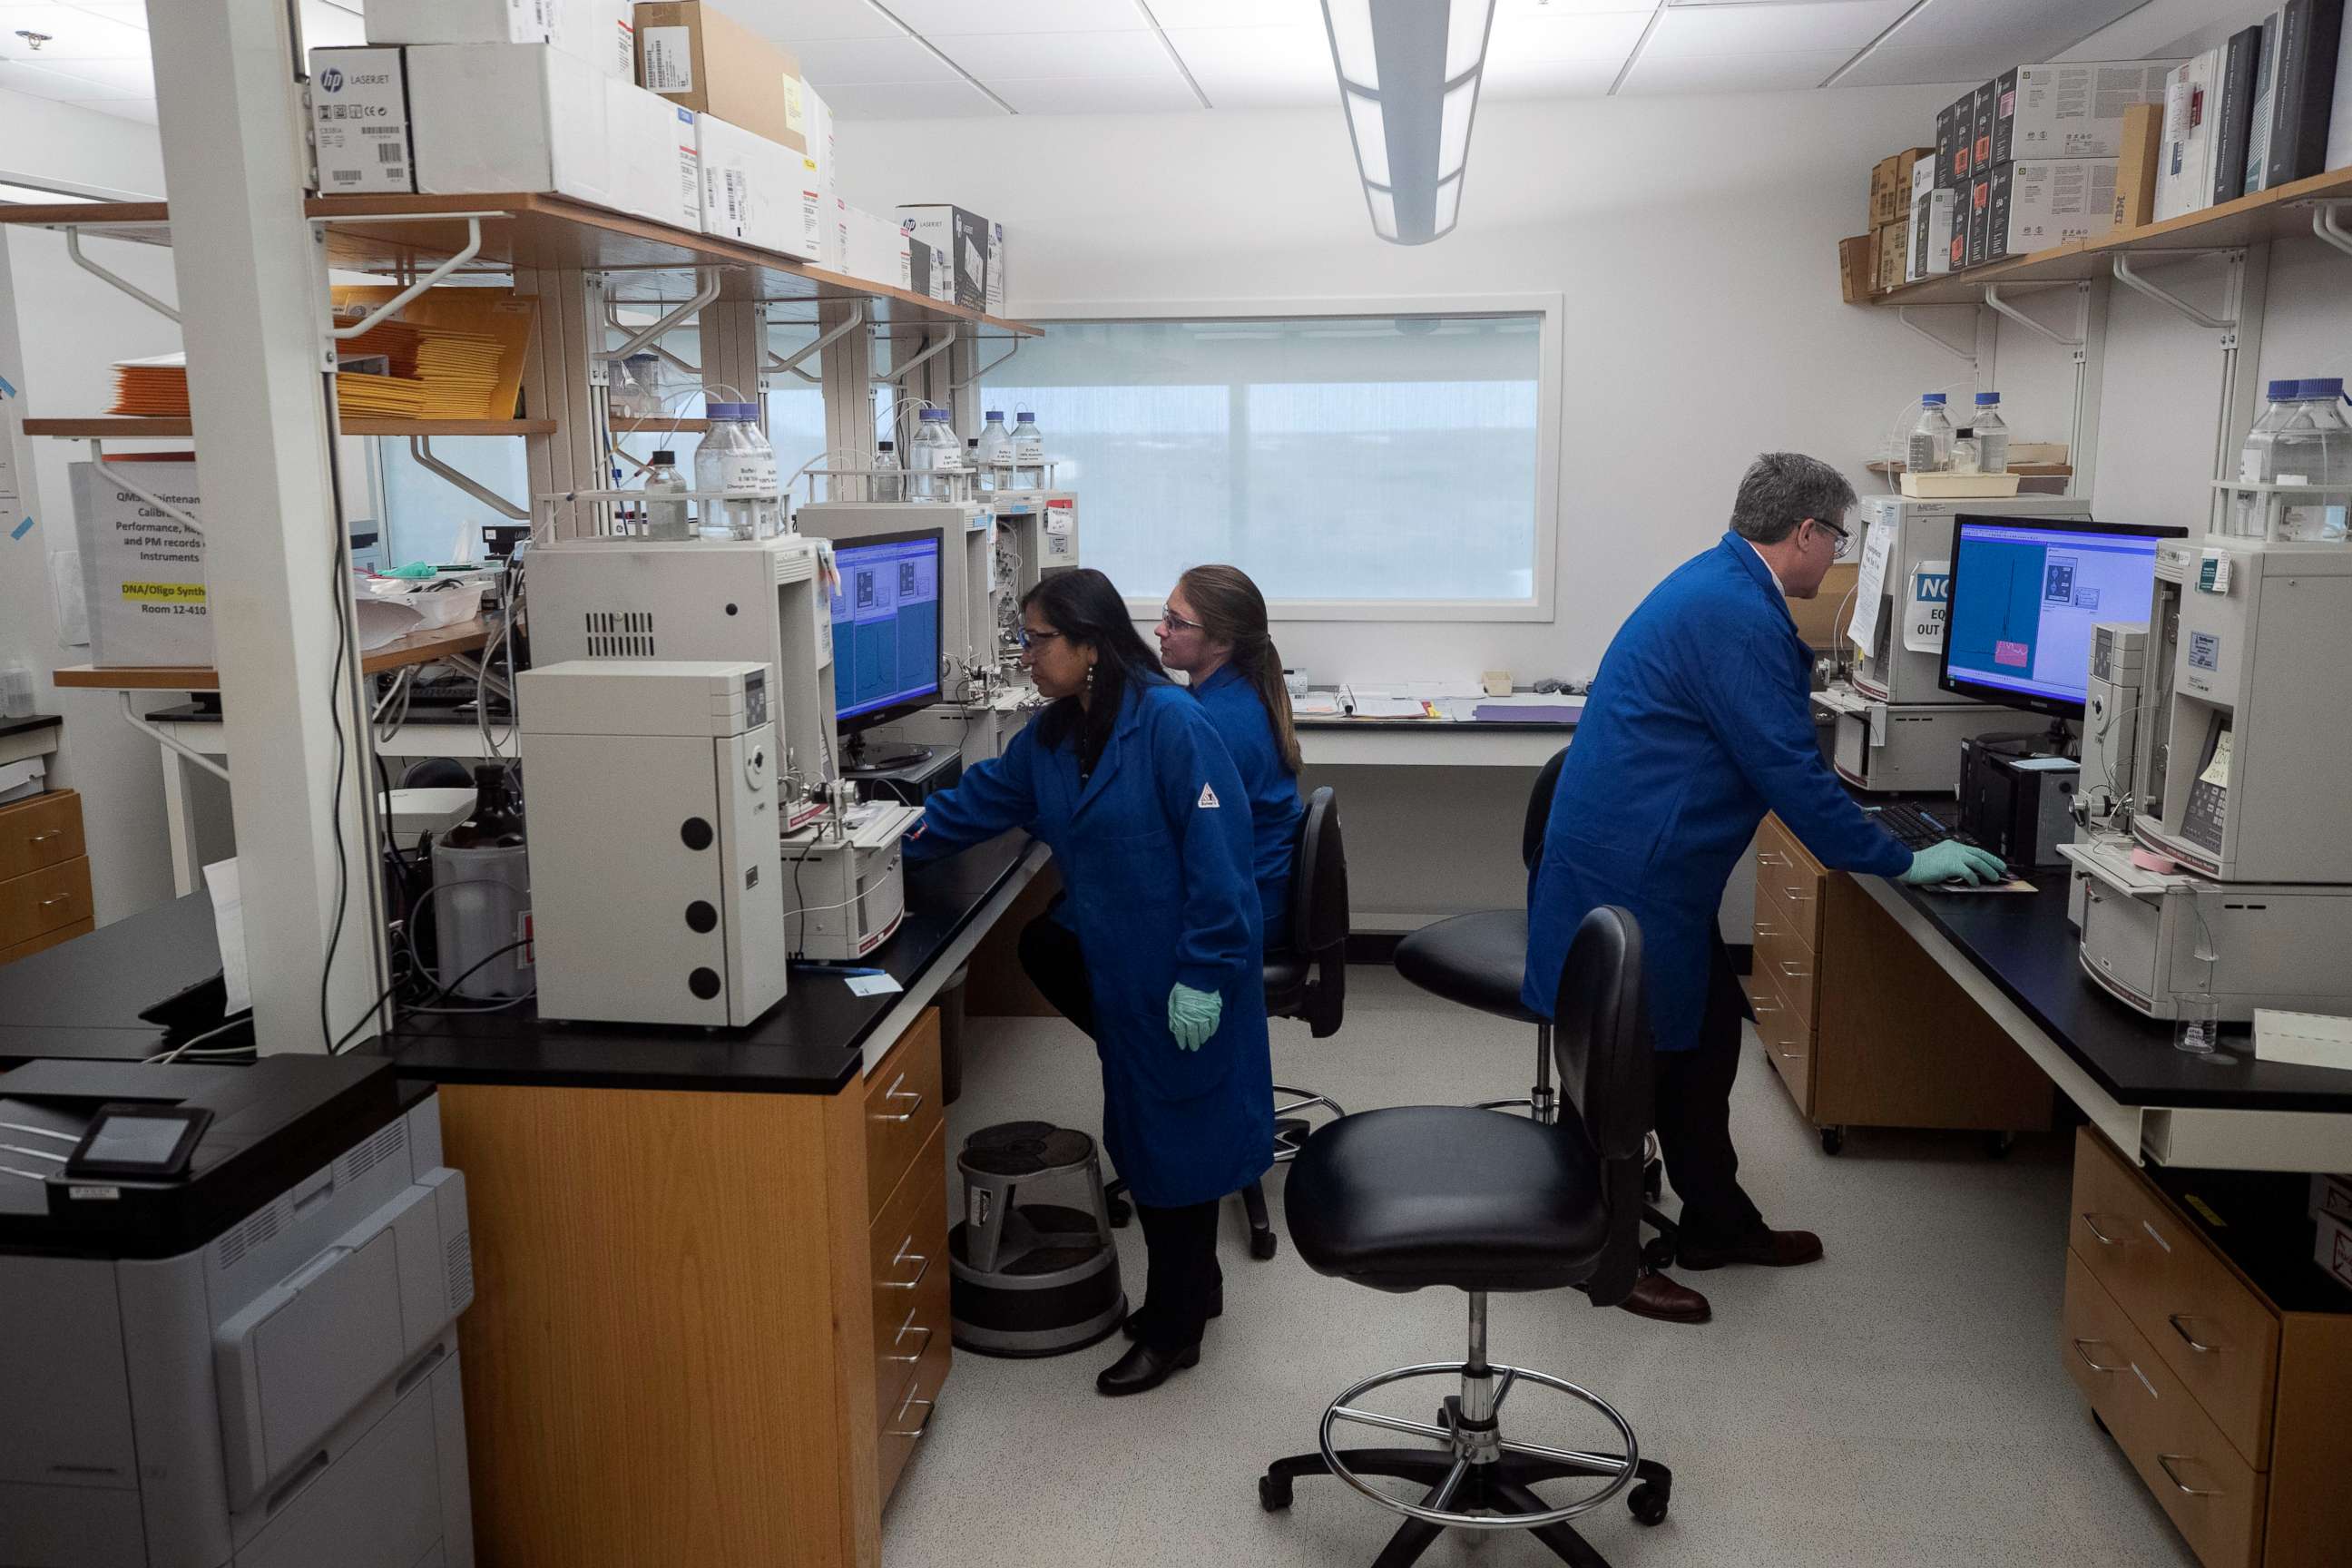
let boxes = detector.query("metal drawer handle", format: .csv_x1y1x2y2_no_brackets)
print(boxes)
38,896,69,908
26,830,62,846
2167,1315,2221,1354
2071,1338,2129,1374
886,1387,936,1440
1778,959,1808,978
1750,999,1780,1014
1783,886,1816,904
2080,1213,2140,1247
2140,1219,2171,1253
1755,922,1779,937
1757,852,1784,867
886,1306,934,1364
874,1073,926,1123
2156,1454,2222,1498
880,1236,930,1290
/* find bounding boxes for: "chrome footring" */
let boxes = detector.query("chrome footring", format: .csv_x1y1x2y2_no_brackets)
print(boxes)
1472,1097,1536,1113
1316,1359,1641,1530
1273,1085,1345,1119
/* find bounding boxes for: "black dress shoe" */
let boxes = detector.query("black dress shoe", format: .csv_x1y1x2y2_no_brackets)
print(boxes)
1678,1227,1824,1271
1121,1281,1225,1340
1096,1339,1200,1396
1617,1269,1711,1325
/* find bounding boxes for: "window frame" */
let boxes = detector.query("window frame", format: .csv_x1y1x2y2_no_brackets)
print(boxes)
995,292,1563,624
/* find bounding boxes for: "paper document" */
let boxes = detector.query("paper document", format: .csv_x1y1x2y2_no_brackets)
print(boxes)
846,973,904,997
1349,697,1434,719
2254,1009,2352,1073
1292,693,1342,717
1850,518,1895,658
1919,877,2036,895
204,858,250,1014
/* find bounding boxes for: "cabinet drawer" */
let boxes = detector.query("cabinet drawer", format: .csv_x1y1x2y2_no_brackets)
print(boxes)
869,1120,948,1436
0,791,83,885
2064,1250,2265,1568
1744,972,1812,1115
1,916,92,967
1752,913,1819,1034
864,1010,943,1222
2069,1129,2279,1469
0,857,93,948
1753,874,1816,957
1754,845,1824,953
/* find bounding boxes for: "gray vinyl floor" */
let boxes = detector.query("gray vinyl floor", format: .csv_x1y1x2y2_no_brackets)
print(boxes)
883,965,2200,1568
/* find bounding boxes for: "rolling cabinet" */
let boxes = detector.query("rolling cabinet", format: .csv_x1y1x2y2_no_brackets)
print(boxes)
0,789,93,965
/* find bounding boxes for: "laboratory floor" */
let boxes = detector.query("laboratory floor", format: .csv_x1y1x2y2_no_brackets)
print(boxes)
887,965,2199,1568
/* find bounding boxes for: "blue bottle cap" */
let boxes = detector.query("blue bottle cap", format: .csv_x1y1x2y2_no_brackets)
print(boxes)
985,409,1004,421
1016,409,1036,420
1975,392,1999,404
1922,393,1945,405
2297,377,2345,399
921,407,949,420
2268,379,2300,399
707,401,758,419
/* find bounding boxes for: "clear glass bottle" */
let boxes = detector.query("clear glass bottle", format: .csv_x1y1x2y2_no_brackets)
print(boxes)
976,409,1013,493
1906,393,1953,475
1010,408,1044,489
643,448,691,541
2274,377,2351,543
2229,380,2299,537
693,402,782,540
871,438,901,503
1971,392,2008,475
1950,426,1981,475
909,407,959,501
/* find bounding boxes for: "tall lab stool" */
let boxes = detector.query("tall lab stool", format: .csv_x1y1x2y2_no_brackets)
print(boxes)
948,1121,1128,1357
1259,907,1674,1567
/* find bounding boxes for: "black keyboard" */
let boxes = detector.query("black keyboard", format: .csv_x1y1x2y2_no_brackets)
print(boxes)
1869,801,1969,853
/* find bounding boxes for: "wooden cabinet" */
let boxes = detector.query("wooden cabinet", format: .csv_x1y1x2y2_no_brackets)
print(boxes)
1750,814,2051,1147
2063,1128,2352,1568
436,1007,954,1568
0,791,93,965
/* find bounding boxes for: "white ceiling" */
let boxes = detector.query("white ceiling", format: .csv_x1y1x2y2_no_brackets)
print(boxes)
0,0,2167,125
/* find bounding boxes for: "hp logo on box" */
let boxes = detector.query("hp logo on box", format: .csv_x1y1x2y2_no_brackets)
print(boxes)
319,66,343,92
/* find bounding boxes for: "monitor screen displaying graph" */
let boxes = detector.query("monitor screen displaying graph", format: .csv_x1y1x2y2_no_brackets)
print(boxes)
1938,517,2178,718
829,531,942,727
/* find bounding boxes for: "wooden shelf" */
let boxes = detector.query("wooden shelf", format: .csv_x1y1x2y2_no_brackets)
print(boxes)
54,615,493,691
609,416,710,436
23,416,557,439
1867,164,2352,309
0,192,1043,337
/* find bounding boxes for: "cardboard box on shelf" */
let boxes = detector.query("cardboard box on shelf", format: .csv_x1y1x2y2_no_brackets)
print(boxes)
367,0,632,79
1868,148,1932,228
1971,79,1998,181
2113,101,2165,230
1911,154,1937,207
897,203,991,312
1965,172,1993,267
1838,234,1874,302
696,113,812,258
1994,60,2177,164
310,46,416,194
1874,220,1907,294
1945,88,1977,185
801,83,836,270
1936,98,1965,188
845,205,909,291
632,1,803,152
1908,187,1955,281
985,219,1005,316
1983,157,2118,262
606,79,701,230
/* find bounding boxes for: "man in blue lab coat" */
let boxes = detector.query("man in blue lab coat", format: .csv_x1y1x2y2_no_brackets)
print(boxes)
1524,454,2002,1298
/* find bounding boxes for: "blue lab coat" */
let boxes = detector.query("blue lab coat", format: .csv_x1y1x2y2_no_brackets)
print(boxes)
1522,533,1912,1052
906,680,1275,1208
1190,663,1304,948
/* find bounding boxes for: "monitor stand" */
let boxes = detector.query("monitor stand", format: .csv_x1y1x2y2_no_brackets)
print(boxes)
842,735,962,807
841,730,932,774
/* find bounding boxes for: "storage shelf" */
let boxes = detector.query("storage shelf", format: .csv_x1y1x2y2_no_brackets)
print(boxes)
23,416,558,438
53,616,494,691
0,192,1042,336
1867,165,2352,308
609,417,710,435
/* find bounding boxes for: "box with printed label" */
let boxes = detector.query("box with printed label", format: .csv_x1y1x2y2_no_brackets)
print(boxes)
310,47,416,194
985,219,1005,315
1873,220,1906,294
801,82,836,268
605,81,701,230
1908,187,1955,281
632,2,802,152
2113,100,2164,229
696,113,813,258
71,460,211,669
366,0,632,79
1944,89,1976,185
1971,80,1998,181
410,43,612,207
906,235,952,303
897,203,990,313
1982,158,2118,262
1869,148,1931,229
844,205,909,291
1994,59,2179,164
1837,234,1873,303
2318,1208,2352,1295
1965,173,1993,267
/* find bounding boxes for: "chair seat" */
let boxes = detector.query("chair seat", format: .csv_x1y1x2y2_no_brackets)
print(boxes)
1394,909,1538,1024
1285,1107,1608,1295
1263,950,1310,1019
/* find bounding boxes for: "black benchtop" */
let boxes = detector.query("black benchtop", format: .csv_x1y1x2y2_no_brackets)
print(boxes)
0,831,1043,1096
0,714,61,740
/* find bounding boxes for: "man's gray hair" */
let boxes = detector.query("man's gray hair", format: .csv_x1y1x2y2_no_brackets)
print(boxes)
1730,453,1857,544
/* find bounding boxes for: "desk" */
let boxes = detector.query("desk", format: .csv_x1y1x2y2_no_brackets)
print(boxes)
48,614,495,690
1295,714,1573,769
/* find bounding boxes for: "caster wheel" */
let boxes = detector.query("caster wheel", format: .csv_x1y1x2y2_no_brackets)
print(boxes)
1642,1236,1678,1271
1105,1197,1132,1228
1818,1126,1846,1157
1259,1474,1293,1512
1250,1228,1279,1261
1985,1131,2015,1160
1628,1482,1670,1526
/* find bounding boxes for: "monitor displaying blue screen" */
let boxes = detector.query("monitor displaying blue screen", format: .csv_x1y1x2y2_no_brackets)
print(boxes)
830,532,942,725
1939,518,2174,716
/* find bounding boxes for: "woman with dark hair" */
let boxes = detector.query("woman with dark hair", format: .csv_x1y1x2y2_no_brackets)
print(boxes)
1155,564,1304,947
904,568,1274,1396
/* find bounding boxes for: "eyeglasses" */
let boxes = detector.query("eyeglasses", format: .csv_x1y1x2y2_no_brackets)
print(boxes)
1015,626,1066,652
1810,517,1851,547
1158,607,1204,633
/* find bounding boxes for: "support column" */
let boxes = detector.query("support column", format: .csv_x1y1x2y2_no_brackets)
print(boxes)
147,0,385,1051
819,296,874,466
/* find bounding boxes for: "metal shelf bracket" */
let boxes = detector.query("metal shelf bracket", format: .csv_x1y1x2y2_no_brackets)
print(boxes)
2111,251,2241,332
872,330,956,387
91,438,202,534
2312,201,2352,260
409,435,527,521
1983,283,2086,349
1896,306,1978,364
119,692,230,784
64,227,180,323
952,336,1019,391
767,302,863,387
605,271,721,361
328,217,485,340
603,303,701,377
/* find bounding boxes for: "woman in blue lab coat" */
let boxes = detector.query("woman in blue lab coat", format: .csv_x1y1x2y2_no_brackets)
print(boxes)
905,568,1274,1396
1154,564,1304,948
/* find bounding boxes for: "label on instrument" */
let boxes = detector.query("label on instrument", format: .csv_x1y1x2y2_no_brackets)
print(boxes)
1902,559,1950,652
1849,516,1895,658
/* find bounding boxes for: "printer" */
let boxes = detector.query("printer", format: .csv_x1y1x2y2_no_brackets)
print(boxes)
0,1056,476,1568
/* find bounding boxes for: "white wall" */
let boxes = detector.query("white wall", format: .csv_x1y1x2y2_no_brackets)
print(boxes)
0,91,183,926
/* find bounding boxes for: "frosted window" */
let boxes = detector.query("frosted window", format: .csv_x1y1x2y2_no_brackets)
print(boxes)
985,314,1540,603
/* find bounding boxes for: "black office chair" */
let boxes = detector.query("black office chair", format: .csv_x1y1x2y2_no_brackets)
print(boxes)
398,758,475,791
1392,749,1678,1270
1259,906,1673,1566
1106,787,1352,1261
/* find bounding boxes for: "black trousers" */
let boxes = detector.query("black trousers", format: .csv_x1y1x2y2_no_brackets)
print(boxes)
1652,936,1767,1250
1021,913,1223,1352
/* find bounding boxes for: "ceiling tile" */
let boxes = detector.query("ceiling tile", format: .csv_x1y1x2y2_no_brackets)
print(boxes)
1831,41,1997,89
1482,53,1621,99
991,72,1200,114
1643,0,1908,58
1163,23,1333,108
1619,47,1850,94
892,0,1143,34
934,28,1170,79
0,54,132,97
818,78,1005,117
1487,7,1650,62
722,0,905,43
72,93,152,122
1495,0,1658,15
1142,0,1322,25
1875,0,2145,61
61,1,147,24
0,3,150,59
794,34,957,84
15,49,145,90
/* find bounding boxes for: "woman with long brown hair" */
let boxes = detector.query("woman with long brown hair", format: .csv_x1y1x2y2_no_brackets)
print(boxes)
1155,564,1304,947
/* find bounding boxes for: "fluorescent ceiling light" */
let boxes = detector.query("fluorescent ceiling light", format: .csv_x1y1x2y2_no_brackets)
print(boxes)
1322,0,1495,246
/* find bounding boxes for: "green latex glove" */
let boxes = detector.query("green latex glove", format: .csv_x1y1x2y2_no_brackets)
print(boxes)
1900,839,2007,886
383,561,439,580
1168,983,1223,1052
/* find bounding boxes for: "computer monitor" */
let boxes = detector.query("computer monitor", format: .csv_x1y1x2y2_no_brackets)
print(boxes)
829,529,943,732
1938,515,2185,719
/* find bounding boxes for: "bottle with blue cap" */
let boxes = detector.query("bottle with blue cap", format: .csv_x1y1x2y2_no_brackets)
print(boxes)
975,409,1013,493
1971,391,2007,477
2231,380,2302,535
909,407,961,501
1010,409,1045,488
2273,377,2350,542
693,402,782,540
1906,393,1953,475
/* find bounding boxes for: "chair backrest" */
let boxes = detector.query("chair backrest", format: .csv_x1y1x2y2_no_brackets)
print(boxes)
1520,746,1571,871
1285,786,1350,1037
1549,904,1651,1308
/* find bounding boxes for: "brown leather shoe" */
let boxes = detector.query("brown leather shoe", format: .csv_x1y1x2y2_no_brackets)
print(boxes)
1617,1269,1710,1325
1678,1227,1824,1271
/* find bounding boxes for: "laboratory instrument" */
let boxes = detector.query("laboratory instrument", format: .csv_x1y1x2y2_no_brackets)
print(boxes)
2080,622,2146,824
781,799,920,962
519,660,789,1028
692,402,783,540
426,763,531,1000
0,1055,476,1568
1956,740,2077,869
